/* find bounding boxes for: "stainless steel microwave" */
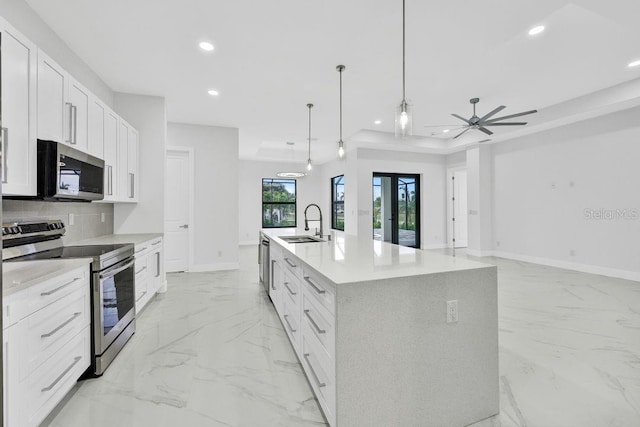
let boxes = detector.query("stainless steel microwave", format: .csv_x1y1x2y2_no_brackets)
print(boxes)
36,139,105,201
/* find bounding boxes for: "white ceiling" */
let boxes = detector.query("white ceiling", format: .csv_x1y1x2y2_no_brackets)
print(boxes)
25,0,640,163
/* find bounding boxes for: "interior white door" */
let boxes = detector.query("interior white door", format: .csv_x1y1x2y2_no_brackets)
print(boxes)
448,169,469,248
165,149,191,272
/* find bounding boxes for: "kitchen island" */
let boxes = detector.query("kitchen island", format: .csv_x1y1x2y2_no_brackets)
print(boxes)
261,230,498,427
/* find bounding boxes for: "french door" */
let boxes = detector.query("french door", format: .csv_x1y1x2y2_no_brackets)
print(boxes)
372,173,420,248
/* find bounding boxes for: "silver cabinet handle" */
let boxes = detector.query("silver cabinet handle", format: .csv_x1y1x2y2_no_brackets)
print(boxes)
304,276,325,294
71,104,78,144
136,291,147,303
156,252,161,278
41,356,82,392
128,172,135,198
304,309,326,334
1,127,8,183
65,102,73,143
107,165,113,195
283,314,297,333
135,246,148,254
41,312,81,338
303,353,326,388
40,277,81,296
179,224,189,229
135,266,147,275
271,259,276,290
283,281,297,296
284,258,297,268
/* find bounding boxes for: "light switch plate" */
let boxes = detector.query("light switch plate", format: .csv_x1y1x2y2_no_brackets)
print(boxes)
446,300,458,323
68,213,75,226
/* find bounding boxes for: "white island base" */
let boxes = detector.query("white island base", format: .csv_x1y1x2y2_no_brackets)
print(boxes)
264,231,498,427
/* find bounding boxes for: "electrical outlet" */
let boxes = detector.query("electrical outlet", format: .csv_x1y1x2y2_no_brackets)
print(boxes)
496,241,501,247
217,251,222,257
446,300,458,324
68,213,75,226
101,213,106,223
570,249,576,256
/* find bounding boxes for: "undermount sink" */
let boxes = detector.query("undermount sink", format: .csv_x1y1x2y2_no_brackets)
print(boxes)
279,235,324,244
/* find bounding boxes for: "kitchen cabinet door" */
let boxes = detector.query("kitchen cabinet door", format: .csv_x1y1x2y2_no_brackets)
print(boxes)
103,108,120,201
117,119,130,202
0,19,37,196
127,127,139,201
37,49,69,143
68,78,90,152
88,96,105,159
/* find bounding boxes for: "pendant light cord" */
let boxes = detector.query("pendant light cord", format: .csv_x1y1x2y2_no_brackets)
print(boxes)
402,0,406,103
339,67,343,141
307,103,313,160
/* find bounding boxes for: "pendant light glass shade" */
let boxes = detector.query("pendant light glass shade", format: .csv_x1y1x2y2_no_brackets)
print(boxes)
336,65,346,158
306,103,313,172
395,0,412,137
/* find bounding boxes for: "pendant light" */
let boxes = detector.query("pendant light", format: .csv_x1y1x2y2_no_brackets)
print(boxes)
395,0,412,137
276,142,306,178
336,65,346,158
306,103,313,171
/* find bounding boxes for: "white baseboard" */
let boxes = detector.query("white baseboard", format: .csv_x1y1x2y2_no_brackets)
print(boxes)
423,243,448,250
190,262,240,272
487,250,640,282
240,240,258,246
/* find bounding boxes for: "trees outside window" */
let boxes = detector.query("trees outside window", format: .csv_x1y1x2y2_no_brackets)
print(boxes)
262,178,296,228
331,175,344,230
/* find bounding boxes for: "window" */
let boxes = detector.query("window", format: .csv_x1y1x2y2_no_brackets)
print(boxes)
262,178,296,228
331,175,345,230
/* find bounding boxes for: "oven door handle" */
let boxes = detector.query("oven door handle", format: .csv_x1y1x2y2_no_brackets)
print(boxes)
100,259,135,280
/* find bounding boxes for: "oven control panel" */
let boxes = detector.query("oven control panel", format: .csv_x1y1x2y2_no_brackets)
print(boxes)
2,220,66,241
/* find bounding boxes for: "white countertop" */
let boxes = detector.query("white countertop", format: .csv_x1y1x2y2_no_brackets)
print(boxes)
262,229,493,284
74,233,163,246
3,258,92,297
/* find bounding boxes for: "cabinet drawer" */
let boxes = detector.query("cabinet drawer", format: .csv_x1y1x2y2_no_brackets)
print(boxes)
282,253,303,280
282,270,301,308
23,286,89,380
282,296,301,354
302,294,335,362
302,332,336,426
301,267,335,316
27,327,90,427
7,265,88,325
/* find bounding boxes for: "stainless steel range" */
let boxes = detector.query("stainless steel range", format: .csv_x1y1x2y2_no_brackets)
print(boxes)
3,220,136,376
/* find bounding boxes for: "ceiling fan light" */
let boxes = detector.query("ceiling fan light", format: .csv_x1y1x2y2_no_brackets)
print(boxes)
528,25,545,36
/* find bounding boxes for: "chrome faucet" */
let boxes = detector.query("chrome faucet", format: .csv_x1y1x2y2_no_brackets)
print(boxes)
304,203,323,237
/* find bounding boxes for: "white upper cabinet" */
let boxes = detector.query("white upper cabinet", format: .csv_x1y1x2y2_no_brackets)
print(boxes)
36,49,68,144
128,127,139,202
102,107,120,201
0,18,38,196
118,119,131,202
88,96,105,159
68,77,90,152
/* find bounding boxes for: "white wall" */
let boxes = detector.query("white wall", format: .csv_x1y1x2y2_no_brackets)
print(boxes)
168,123,239,270
466,146,494,255
491,107,640,280
353,148,448,249
238,160,323,245
0,0,114,106
113,93,167,234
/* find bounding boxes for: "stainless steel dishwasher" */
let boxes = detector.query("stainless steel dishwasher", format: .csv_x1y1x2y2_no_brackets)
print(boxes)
259,234,270,292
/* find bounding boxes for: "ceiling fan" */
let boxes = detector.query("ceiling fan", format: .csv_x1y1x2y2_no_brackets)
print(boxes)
426,98,538,139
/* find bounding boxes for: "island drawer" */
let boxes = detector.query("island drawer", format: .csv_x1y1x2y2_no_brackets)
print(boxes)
282,269,301,307
302,294,335,362
281,253,303,280
301,267,335,316
282,296,301,353
302,332,336,426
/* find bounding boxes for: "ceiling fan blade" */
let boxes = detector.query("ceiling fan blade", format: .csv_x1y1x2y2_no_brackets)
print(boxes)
483,122,528,126
478,127,494,136
430,126,467,136
453,127,471,139
485,109,538,123
451,113,472,125
423,124,461,128
479,105,505,122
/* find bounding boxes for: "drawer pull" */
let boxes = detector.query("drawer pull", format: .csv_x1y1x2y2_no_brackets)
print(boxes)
40,278,81,296
41,312,82,338
304,276,325,294
284,258,297,268
283,314,297,333
41,356,82,392
284,281,297,296
136,291,148,302
136,266,147,275
303,353,326,388
304,309,325,334
135,246,148,254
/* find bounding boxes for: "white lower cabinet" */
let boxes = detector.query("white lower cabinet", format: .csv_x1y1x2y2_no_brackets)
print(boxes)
134,237,164,313
3,263,91,427
269,242,337,426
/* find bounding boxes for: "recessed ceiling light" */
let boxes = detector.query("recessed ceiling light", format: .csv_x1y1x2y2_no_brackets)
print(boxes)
199,41,214,52
207,89,219,96
443,129,450,133
528,25,545,36
628,59,640,68
374,120,382,125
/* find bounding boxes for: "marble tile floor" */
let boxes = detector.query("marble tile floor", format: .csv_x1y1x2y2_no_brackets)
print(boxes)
44,246,640,427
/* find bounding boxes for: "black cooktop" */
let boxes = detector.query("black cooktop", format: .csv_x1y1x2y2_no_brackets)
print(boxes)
10,244,131,262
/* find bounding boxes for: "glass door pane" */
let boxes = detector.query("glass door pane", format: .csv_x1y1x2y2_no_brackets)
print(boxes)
397,176,418,248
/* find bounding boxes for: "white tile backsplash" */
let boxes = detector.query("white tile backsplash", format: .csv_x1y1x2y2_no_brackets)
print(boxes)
3,200,114,244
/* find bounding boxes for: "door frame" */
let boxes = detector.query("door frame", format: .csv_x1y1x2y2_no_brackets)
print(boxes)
166,146,195,272
372,172,421,248
446,165,468,249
